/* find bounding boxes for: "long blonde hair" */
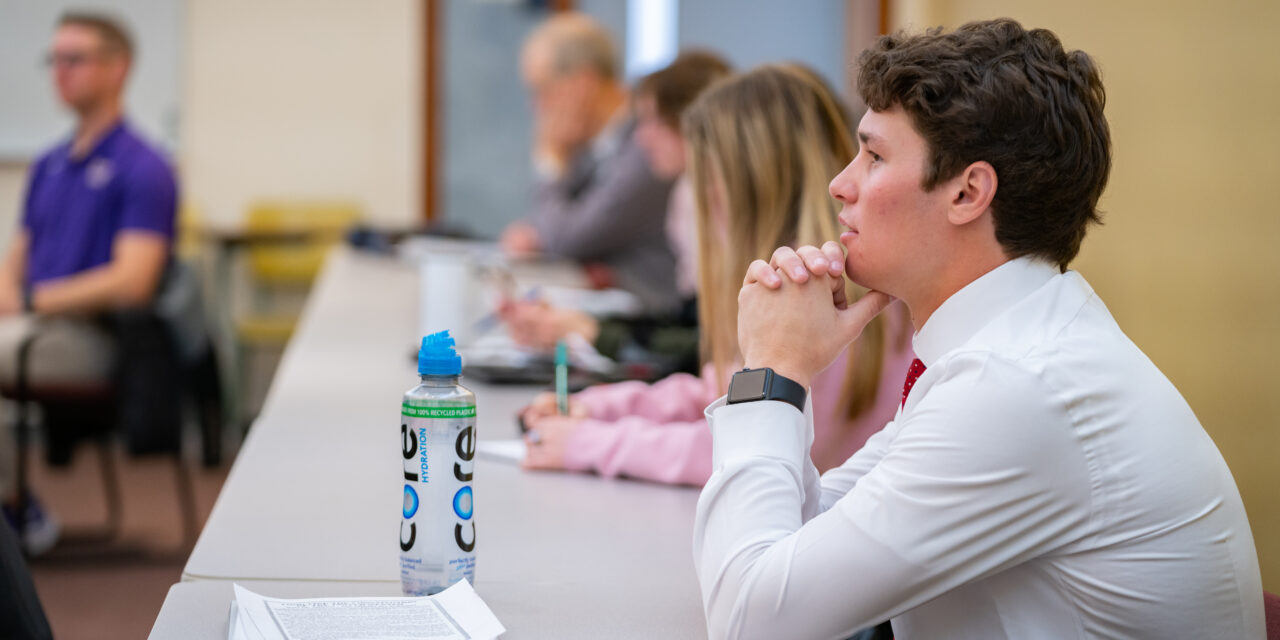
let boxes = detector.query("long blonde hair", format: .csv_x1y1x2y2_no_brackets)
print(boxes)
683,64,889,421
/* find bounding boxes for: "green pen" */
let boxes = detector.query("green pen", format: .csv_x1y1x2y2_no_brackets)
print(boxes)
555,340,569,415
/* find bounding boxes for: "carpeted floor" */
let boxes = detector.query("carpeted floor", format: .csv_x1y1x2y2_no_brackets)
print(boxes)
23,440,231,640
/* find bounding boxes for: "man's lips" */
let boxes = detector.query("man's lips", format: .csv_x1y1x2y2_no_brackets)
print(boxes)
840,230,858,243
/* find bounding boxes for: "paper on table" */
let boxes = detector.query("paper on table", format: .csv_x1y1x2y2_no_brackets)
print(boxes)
540,286,642,317
227,579,505,640
475,439,526,465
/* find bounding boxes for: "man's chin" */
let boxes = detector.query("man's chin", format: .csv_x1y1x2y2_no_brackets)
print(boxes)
845,265,897,301
843,260,875,289
64,96,94,113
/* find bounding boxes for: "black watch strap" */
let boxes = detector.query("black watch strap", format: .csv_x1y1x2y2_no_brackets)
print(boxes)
727,368,807,413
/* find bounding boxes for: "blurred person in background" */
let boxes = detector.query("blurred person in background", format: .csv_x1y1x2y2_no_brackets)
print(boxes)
517,65,914,485
0,12,177,555
500,12,679,312
500,50,732,375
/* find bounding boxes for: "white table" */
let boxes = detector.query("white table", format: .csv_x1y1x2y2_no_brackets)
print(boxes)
159,246,707,638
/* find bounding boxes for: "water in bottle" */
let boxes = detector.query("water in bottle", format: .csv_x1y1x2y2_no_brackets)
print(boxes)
399,330,477,595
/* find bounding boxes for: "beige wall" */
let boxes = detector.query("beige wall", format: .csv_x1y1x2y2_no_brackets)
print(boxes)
891,0,1280,590
181,0,422,228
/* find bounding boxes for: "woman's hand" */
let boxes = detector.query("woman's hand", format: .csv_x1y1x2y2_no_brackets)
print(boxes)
520,391,588,424
521,414,585,471
499,299,600,348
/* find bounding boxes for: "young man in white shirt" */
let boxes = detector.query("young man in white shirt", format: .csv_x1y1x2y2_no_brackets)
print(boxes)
694,18,1265,639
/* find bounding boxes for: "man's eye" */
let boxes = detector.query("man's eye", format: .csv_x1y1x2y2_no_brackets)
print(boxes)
869,152,883,163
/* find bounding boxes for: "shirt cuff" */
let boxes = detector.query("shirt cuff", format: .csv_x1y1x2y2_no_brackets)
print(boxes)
704,395,808,469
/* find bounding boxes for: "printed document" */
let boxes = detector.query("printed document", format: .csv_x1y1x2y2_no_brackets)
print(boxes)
227,579,504,640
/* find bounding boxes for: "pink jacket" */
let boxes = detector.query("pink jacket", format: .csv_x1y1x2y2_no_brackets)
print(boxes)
563,304,916,486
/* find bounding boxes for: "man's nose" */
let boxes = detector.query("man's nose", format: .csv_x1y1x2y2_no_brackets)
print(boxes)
829,165,857,203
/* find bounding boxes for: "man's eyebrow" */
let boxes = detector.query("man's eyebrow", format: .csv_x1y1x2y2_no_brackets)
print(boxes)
857,131,881,145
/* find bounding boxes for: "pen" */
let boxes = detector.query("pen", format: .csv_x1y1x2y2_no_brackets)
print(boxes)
555,339,569,416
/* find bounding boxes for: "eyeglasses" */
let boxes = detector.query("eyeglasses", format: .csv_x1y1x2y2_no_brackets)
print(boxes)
43,50,106,69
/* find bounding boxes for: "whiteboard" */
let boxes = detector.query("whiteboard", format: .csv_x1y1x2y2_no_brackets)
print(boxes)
0,0,183,160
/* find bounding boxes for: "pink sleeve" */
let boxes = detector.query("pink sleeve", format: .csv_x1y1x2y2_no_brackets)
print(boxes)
562,415,713,487
574,372,714,423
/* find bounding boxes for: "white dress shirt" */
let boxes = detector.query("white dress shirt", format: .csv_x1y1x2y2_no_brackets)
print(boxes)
694,257,1264,639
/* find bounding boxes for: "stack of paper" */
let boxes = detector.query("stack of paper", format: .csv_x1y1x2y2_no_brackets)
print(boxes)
228,579,505,639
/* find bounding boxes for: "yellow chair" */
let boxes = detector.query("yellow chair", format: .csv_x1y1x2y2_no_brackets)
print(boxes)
176,201,206,261
236,200,362,346
231,200,361,425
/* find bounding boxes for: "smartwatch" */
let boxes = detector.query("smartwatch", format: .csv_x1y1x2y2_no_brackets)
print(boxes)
727,368,807,413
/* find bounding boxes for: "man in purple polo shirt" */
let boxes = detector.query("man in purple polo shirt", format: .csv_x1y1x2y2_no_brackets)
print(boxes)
0,12,176,555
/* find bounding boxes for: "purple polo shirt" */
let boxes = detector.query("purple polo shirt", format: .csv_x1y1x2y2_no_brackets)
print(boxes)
21,120,177,286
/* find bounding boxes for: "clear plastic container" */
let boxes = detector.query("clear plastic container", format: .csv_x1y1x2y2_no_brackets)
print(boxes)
399,331,477,595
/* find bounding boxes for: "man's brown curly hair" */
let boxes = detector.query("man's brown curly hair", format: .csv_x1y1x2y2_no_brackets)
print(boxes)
858,18,1111,270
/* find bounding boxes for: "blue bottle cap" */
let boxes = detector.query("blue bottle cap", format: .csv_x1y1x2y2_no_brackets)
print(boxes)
418,330,462,376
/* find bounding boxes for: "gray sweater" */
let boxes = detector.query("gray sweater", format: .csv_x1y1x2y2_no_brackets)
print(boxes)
527,119,678,313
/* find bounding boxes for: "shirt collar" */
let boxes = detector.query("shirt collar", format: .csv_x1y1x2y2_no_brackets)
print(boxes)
590,105,631,162
67,118,128,164
912,256,1060,366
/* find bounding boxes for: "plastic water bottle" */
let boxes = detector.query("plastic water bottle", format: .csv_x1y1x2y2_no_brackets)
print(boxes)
399,330,477,595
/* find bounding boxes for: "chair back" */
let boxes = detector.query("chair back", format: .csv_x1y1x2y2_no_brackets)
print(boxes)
243,200,362,285
176,201,206,260
154,259,210,365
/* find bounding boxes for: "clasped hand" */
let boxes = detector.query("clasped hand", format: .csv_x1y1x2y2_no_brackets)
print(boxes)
737,241,892,389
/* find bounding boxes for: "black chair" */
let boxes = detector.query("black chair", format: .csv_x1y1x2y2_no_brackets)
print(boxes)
153,257,225,467
4,260,223,554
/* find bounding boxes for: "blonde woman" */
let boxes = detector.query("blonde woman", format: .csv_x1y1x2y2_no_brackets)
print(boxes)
521,65,914,484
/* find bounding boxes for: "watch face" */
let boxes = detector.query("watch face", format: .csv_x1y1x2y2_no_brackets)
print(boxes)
728,369,769,403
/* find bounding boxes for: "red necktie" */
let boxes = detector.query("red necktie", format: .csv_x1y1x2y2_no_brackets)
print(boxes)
901,358,926,407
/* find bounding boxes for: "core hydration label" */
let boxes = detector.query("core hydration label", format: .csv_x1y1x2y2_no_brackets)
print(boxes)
399,403,476,596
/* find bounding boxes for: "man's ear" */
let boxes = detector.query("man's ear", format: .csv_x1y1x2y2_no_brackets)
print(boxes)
107,56,130,88
947,161,997,226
